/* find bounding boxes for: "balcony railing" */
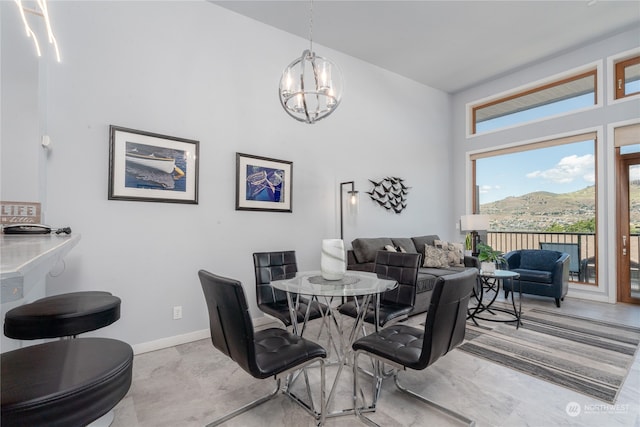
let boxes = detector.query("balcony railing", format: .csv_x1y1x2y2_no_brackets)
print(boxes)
485,232,603,284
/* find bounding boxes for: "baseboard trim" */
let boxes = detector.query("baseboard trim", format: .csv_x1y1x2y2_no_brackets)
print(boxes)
131,315,281,355
132,329,209,355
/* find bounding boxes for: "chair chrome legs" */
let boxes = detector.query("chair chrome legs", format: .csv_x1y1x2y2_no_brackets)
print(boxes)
283,359,326,426
207,358,326,427
205,379,281,427
393,374,475,427
353,351,475,427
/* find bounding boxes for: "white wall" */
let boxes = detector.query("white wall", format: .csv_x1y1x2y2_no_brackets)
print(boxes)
1,5,41,203
451,27,640,303
1,1,452,351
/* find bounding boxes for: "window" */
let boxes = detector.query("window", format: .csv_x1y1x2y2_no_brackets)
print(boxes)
470,69,597,135
471,133,598,285
614,55,640,100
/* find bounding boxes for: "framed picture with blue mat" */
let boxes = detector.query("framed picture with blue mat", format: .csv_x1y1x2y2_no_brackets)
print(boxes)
235,153,292,212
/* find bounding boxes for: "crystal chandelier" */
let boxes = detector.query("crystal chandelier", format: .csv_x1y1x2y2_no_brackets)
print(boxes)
278,1,343,124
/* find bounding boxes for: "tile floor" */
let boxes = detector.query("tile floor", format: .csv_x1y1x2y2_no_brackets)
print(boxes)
111,295,640,427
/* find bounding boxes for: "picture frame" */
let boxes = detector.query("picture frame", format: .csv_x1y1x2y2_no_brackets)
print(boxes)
236,153,292,212
108,125,199,204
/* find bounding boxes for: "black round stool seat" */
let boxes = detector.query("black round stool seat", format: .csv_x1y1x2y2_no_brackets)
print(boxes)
4,291,121,340
1,338,133,427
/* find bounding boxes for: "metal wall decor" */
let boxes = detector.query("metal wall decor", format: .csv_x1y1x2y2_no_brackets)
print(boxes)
367,177,410,214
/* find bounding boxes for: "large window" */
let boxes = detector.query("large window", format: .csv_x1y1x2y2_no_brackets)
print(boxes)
471,133,598,284
471,69,597,135
614,55,640,100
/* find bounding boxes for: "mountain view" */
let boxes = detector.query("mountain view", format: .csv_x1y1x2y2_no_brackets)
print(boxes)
480,183,640,232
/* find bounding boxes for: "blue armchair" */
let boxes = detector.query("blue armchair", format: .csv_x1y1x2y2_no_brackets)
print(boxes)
503,249,570,307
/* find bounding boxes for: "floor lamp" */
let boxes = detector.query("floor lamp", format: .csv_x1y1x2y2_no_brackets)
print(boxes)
340,181,359,240
460,214,489,256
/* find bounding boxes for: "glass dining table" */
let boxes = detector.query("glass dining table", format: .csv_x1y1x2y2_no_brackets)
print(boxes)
271,270,397,418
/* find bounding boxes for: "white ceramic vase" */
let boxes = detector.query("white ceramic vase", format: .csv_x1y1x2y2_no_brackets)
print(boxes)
321,239,346,280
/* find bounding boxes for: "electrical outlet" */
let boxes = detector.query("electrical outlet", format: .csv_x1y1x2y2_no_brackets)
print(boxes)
173,305,182,320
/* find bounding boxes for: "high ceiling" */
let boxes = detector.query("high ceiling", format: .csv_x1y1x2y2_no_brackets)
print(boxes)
213,1,640,93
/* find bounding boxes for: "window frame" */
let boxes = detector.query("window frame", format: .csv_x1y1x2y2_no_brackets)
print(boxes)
614,55,640,100
469,131,599,286
467,63,601,137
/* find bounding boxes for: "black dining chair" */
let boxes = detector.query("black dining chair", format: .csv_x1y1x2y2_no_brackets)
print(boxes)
339,251,421,328
352,268,477,427
253,251,327,330
198,270,327,426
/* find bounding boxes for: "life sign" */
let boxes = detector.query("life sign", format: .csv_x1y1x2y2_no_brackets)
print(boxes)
1,201,42,224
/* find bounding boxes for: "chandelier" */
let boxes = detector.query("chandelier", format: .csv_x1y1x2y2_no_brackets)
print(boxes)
278,1,343,124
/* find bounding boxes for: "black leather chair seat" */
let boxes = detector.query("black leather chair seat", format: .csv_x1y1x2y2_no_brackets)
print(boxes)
338,300,413,327
253,327,327,379
259,296,325,327
1,337,133,427
4,291,121,339
353,324,424,368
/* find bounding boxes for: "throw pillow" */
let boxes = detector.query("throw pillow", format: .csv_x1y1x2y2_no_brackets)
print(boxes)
434,239,465,267
384,244,397,252
423,244,449,268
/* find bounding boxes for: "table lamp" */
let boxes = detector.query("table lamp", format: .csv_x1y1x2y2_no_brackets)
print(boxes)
460,214,490,256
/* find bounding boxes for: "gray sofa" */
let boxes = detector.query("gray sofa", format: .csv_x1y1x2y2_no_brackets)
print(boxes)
347,235,480,317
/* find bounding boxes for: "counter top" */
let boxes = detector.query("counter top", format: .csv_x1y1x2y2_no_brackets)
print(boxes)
1,234,81,303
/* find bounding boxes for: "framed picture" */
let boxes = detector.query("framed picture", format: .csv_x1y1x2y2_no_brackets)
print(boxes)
236,153,292,212
108,125,199,204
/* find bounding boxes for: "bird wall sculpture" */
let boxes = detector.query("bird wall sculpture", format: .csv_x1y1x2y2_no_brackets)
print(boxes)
367,176,410,214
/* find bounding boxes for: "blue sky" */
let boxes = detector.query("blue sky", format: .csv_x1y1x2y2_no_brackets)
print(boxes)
474,77,640,204
474,92,598,204
476,140,596,204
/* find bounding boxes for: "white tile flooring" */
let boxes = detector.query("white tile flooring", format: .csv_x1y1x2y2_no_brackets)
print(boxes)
112,295,640,427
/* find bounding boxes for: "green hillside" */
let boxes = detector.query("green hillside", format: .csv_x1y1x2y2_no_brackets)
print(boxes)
480,186,596,231
482,183,640,231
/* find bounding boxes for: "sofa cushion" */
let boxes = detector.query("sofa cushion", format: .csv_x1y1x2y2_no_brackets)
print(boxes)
391,238,418,254
419,266,467,276
519,250,561,272
352,238,394,263
435,239,464,267
511,268,554,284
423,244,449,268
411,235,440,254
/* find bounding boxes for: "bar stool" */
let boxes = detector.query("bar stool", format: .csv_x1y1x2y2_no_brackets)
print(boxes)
1,337,133,427
4,291,121,340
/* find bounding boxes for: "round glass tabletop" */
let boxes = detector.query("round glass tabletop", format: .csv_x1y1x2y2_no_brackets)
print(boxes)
479,269,520,279
271,270,397,297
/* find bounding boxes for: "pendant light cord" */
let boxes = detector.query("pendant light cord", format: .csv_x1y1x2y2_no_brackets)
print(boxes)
308,0,314,53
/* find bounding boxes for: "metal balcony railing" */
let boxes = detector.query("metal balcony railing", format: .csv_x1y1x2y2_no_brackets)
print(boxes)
484,232,595,285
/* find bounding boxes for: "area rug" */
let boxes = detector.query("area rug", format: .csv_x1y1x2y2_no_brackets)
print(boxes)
458,307,640,403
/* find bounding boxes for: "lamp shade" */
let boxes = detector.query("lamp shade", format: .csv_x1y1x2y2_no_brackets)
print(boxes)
460,214,490,231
